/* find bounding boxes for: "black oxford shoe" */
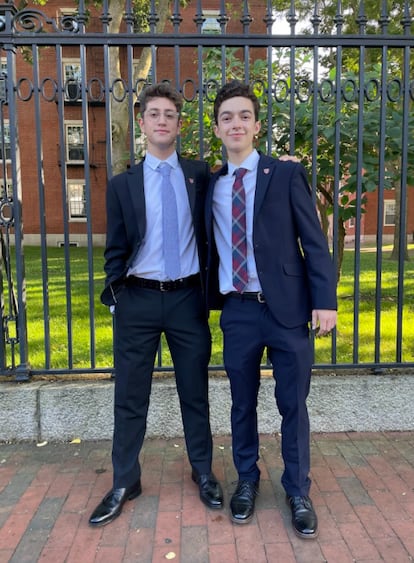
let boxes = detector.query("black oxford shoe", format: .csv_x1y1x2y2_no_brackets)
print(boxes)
89,479,142,527
191,470,223,509
286,495,318,539
230,480,259,524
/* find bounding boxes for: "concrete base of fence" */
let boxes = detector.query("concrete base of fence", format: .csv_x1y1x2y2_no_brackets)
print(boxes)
0,373,413,442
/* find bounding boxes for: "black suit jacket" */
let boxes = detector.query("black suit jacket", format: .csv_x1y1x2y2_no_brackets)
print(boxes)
205,154,337,328
101,156,211,306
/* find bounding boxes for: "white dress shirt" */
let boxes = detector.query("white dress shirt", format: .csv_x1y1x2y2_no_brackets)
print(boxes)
212,149,262,294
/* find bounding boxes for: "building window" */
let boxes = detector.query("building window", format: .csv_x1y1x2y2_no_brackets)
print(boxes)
66,122,85,162
202,10,221,34
0,180,12,199
384,200,396,226
0,121,11,161
63,60,82,101
56,7,77,30
0,58,6,100
68,181,86,220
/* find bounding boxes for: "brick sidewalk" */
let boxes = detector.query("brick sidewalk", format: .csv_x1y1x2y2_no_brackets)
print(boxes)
0,432,413,562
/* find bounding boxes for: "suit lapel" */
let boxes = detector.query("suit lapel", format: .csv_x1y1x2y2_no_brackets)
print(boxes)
206,164,228,229
179,158,197,213
127,162,146,241
254,156,277,216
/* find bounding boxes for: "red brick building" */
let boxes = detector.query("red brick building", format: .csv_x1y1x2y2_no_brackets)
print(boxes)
1,0,269,245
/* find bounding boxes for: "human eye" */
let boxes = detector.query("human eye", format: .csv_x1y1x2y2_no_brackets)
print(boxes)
165,111,177,120
148,110,159,119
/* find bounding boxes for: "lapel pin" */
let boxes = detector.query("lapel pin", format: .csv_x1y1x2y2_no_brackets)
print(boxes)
189,178,194,184
264,168,270,174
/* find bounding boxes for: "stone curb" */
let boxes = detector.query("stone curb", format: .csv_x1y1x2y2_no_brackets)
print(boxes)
0,374,413,442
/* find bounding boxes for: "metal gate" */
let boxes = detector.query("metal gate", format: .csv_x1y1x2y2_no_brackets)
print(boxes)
0,0,413,380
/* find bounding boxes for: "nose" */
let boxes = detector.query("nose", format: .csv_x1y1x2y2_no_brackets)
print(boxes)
231,116,243,128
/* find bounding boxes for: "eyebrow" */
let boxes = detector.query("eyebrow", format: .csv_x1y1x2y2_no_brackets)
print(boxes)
219,109,253,118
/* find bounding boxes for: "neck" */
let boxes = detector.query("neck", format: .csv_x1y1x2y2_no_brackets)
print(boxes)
227,147,254,167
147,145,176,161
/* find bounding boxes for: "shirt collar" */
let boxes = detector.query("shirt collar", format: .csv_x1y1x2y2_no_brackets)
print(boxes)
145,151,179,171
227,149,259,176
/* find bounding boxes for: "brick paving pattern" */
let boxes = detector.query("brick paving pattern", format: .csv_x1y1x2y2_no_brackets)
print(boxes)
0,432,413,562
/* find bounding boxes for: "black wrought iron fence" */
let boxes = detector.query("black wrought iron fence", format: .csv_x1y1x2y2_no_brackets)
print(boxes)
0,0,413,380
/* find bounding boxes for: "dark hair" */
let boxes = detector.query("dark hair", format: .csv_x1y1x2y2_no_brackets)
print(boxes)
213,80,260,123
139,82,183,115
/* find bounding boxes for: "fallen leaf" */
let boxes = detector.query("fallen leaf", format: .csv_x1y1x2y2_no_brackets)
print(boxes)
165,553,176,560
36,441,48,447
70,438,81,444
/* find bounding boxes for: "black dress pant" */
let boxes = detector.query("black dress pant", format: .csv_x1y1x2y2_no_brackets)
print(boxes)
111,283,213,488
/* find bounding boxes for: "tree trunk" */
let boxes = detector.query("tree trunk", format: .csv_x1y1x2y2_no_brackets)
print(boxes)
390,182,409,261
109,0,170,176
336,218,346,284
316,193,344,284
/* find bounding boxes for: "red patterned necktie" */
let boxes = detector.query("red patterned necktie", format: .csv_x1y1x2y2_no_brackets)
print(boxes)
232,167,248,292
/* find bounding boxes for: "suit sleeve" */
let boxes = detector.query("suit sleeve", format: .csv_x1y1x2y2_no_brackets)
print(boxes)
290,164,337,310
101,176,130,305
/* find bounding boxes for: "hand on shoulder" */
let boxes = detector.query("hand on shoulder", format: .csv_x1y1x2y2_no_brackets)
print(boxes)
278,154,300,163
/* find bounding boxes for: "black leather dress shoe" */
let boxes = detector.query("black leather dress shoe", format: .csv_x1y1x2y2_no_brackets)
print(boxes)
286,495,318,539
191,470,223,509
89,479,142,527
230,480,259,524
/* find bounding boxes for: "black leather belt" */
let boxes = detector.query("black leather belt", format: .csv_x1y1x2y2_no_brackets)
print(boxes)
126,274,200,292
227,291,266,303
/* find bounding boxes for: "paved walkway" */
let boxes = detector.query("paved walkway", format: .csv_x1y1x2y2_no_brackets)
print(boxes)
0,432,413,562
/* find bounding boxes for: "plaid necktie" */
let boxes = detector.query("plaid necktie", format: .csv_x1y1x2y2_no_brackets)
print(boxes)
232,167,248,292
158,162,181,280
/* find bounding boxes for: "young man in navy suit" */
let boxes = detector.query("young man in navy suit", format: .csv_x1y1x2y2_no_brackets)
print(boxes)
89,83,223,527
205,81,337,538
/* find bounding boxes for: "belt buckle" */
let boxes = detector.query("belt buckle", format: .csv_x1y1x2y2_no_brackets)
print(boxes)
159,281,168,292
257,292,265,303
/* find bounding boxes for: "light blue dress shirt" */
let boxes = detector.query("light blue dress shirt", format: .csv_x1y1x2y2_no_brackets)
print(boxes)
128,151,199,281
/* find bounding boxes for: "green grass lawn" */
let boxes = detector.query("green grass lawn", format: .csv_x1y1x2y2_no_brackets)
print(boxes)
5,244,414,371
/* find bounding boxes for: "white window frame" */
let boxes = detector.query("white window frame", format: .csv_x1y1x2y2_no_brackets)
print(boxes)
0,120,11,162
384,200,396,226
0,58,7,100
68,180,87,221
65,121,85,163
56,6,77,26
63,59,82,101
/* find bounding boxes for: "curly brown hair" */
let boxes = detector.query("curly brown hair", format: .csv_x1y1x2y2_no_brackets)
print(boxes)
139,82,183,115
213,80,260,123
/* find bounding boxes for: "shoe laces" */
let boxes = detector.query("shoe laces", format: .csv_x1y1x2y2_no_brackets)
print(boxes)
234,480,258,500
289,495,312,512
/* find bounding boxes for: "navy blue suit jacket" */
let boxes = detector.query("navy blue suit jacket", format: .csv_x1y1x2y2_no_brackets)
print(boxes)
205,154,337,328
101,156,211,306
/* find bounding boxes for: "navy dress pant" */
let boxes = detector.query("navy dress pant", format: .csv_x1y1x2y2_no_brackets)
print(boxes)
220,296,313,496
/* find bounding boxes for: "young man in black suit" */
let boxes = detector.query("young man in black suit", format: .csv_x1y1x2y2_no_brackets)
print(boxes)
205,81,337,538
89,83,223,527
